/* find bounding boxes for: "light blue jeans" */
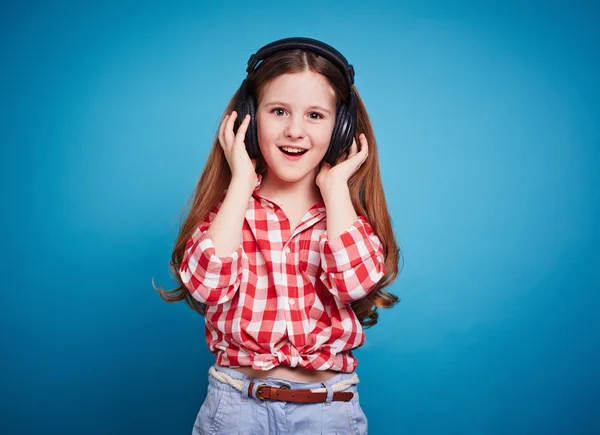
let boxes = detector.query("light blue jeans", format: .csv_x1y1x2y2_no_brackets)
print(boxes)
192,364,368,435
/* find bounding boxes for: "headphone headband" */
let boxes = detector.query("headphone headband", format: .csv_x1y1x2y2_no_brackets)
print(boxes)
245,37,355,88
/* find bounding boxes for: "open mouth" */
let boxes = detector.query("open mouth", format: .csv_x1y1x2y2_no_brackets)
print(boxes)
278,146,308,156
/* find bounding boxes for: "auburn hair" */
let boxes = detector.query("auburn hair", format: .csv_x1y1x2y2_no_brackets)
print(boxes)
154,49,401,327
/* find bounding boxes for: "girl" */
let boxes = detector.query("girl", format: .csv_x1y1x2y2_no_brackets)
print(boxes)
157,37,400,434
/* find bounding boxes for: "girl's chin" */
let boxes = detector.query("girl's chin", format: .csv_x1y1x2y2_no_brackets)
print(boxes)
265,167,317,184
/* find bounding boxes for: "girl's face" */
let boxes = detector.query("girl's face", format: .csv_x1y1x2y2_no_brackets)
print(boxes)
256,70,336,186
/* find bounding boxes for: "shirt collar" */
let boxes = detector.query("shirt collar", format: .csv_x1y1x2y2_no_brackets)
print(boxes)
251,173,326,214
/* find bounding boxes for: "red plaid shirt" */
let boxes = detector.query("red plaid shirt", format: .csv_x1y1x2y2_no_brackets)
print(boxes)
179,177,385,373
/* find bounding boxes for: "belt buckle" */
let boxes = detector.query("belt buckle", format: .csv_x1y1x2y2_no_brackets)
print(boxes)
256,384,268,401
256,383,291,401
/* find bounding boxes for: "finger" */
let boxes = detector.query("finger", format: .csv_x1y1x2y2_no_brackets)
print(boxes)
218,114,229,149
235,114,251,146
358,133,369,162
224,111,238,146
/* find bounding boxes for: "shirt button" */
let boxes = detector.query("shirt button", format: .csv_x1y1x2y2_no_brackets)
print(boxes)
284,247,290,254
289,299,295,306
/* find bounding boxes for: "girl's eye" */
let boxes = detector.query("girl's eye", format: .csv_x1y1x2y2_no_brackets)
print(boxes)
309,112,324,120
272,108,286,116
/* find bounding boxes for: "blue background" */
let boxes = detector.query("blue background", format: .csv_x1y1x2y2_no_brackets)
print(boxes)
2,1,599,434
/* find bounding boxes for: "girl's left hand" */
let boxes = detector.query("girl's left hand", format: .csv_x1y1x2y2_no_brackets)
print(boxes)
316,133,369,192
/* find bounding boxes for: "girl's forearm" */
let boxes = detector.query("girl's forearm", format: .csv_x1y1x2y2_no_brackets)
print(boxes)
321,182,358,240
207,177,254,256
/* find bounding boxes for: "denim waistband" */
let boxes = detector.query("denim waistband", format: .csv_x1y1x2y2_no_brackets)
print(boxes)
211,364,358,391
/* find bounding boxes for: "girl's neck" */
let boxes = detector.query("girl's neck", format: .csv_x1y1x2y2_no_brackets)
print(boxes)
257,170,322,207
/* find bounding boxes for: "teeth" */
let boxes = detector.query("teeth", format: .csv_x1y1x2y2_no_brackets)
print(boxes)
281,146,306,154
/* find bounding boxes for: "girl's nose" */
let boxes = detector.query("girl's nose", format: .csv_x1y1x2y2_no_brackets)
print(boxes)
284,116,306,139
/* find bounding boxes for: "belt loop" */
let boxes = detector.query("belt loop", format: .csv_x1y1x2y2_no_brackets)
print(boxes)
250,381,262,400
322,382,334,406
241,378,252,402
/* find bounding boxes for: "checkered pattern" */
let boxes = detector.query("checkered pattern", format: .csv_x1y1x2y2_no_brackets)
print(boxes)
179,178,385,373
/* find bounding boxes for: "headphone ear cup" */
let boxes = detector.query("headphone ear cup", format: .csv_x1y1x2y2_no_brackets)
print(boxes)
324,103,345,165
233,81,260,159
244,95,259,159
325,102,355,165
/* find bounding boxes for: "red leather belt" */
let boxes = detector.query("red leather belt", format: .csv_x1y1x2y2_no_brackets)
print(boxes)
249,382,354,403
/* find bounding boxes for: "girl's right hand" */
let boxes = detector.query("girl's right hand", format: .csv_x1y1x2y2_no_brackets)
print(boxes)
218,111,257,186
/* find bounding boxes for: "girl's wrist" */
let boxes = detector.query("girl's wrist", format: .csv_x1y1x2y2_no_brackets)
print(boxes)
320,182,350,205
229,175,257,197
320,180,348,196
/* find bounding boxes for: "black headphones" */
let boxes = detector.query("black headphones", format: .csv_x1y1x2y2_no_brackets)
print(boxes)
233,37,357,166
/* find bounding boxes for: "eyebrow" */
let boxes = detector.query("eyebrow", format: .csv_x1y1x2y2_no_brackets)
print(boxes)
263,101,333,115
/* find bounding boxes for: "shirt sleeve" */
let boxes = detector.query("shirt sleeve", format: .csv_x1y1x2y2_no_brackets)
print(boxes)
179,201,243,306
318,215,385,303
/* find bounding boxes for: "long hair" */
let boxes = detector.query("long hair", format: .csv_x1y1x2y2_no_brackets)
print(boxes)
154,49,401,327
